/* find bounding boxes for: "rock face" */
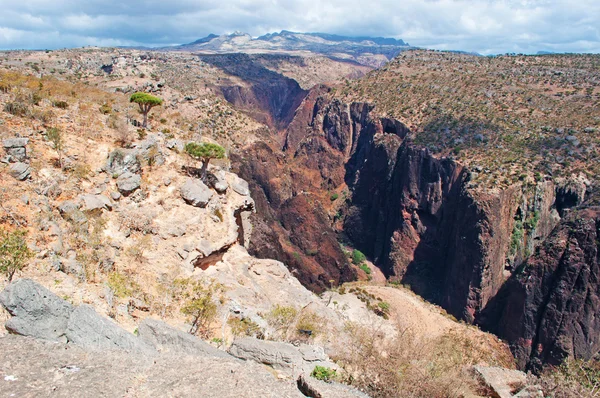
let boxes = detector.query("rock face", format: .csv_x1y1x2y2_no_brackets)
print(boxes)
0,334,305,398
116,172,141,196
0,279,73,341
228,337,337,377
80,194,112,212
137,318,230,358
66,305,153,353
472,365,530,398
105,148,141,175
481,207,600,371
180,178,213,207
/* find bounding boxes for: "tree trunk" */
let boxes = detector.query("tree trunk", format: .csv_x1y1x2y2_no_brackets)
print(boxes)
200,158,210,182
142,110,148,128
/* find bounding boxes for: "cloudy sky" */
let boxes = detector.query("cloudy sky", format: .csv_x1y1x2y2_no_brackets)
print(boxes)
0,0,598,55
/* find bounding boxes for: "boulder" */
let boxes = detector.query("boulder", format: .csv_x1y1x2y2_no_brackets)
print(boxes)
0,279,73,341
80,194,112,212
57,201,87,224
3,138,28,162
65,305,152,353
165,139,185,152
180,178,213,208
137,318,231,358
58,257,86,281
9,162,31,180
105,149,141,176
208,170,229,194
117,172,141,196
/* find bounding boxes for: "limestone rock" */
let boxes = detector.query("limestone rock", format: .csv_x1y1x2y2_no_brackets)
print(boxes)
473,365,527,398
0,279,73,341
137,318,231,358
3,138,28,162
9,162,31,180
228,337,336,377
117,172,141,196
180,178,213,208
231,175,250,196
65,305,152,353
208,170,229,193
105,149,141,176
80,194,112,212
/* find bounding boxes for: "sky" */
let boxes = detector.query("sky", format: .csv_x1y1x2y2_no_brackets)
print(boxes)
0,0,599,55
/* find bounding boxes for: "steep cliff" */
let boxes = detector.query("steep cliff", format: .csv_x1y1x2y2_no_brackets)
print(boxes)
481,205,600,371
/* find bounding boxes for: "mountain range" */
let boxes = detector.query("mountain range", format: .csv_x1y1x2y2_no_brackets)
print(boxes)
165,30,415,67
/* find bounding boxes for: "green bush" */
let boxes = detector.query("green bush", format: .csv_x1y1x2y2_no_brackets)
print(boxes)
0,229,33,281
330,193,339,201
311,365,337,382
359,264,371,275
351,249,366,265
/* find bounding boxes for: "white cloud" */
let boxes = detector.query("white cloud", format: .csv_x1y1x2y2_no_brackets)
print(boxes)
0,0,598,54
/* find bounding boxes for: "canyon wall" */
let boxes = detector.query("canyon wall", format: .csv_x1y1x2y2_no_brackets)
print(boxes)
233,89,597,369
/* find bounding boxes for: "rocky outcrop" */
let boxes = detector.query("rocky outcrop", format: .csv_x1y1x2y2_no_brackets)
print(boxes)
481,206,600,371
228,337,337,377
0,279,73,341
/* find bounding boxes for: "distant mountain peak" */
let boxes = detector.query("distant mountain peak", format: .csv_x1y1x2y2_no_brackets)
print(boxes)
175,31,414,68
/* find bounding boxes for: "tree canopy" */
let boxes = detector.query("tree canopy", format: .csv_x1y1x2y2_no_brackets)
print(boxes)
184,142,226,182
129,92,162,128
0,228,33,282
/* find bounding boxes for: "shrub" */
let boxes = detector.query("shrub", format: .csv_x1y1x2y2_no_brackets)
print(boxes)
359,264,371,274
99,103,112,114
311,365,337,382
228,316,263,338
178,279,224,338
52,100,68,109
107,271,133,298
3,101,29,117
266,304,298,338
351,249,366,265
330,193,339,201
0,229,33,281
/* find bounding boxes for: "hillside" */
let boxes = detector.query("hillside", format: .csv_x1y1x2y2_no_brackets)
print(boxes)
1,45,600,397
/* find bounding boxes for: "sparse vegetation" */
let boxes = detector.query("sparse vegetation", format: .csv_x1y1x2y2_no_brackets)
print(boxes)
311,365,337,382
0,228,33,282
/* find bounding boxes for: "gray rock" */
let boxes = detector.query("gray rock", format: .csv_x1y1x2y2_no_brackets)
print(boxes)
514,385,544,397
297,374,370,398
0,334,304,397
231,176,250,196
473,365,527,398
3,138,29,149
228,337,336,377
0,279,73,341
117,172,141,196
58,201,87,224
208,170,229,193
180,178,213,207
163,177,171,186
105,149,141,176
137,319,231,358
111,191,121,201
3,138,28,162
9,162,31,180
59,257,86,281
80,194,112,212
65,305,152,353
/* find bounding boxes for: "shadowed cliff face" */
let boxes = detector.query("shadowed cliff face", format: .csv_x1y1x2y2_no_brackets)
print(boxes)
199,54,307,130
480,206,600,372
232,87,598,369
